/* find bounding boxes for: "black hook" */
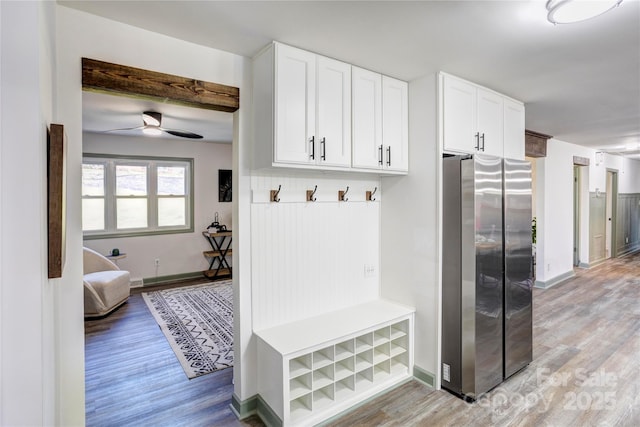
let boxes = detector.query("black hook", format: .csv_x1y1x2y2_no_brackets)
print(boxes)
307,185,318,202
270,185,281,203
367,187,378,201
339,186,350,202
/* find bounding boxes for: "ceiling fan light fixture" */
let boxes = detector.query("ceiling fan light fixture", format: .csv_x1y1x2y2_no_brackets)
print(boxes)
546,0,623,24
142,126,162,136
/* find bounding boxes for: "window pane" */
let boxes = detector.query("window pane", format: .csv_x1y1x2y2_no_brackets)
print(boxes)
116,165,147,196
82,199,104,231
158,166,186,195
158,197,186,226
82,164,104,196
117,198,147,229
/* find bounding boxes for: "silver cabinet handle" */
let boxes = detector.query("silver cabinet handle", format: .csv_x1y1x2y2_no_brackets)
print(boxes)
480,133,485,152
321,137,326,161
475,132,480,151
386,146,391,167
378,145,383,165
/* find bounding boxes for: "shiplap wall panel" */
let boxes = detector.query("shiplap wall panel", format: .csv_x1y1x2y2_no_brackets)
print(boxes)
251,173,380,330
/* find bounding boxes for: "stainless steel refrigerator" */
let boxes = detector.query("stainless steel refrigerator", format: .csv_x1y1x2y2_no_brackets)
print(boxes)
441,154,532,401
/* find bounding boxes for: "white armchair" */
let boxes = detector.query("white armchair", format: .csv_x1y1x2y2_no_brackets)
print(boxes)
83,247,131,317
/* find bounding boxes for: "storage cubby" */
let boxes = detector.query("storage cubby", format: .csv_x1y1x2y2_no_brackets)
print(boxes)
290,392,312,422
355,333,373,353
335,375,355,400
313,346,334,370
335,340,354,361
289,372,312,400
355,348,373,372
313,364,334,390
313,383,335,410
374,327,390,346
335,356,355,382
255,300,414,426
289,354,312,378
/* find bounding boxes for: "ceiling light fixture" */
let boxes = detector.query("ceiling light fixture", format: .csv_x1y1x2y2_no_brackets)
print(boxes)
546,0,623,24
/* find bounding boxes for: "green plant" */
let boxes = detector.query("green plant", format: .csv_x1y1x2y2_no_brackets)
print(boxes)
532,217,537,244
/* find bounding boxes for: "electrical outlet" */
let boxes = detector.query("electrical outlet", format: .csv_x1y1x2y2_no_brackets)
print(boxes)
155,258,160,266
364,264,376,278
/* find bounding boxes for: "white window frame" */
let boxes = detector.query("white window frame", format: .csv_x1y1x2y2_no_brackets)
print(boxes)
82,154,194,239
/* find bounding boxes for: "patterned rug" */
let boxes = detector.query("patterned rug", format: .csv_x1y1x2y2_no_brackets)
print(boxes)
142,281,233,379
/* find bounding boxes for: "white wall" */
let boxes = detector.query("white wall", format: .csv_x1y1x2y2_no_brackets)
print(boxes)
82,133,232,281
53,6,253,425
1,2,56,425
250,171,381,330
592,153,640,194
535,139,592,284
380,73,440,383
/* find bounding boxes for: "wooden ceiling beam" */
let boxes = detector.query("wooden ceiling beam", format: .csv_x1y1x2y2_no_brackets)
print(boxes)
81,58,239,113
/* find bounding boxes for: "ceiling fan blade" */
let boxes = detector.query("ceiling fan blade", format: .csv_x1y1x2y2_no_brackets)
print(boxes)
163,128,203,139
103,126,145,133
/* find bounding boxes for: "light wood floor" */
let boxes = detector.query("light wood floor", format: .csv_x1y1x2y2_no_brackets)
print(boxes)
86,252,639,426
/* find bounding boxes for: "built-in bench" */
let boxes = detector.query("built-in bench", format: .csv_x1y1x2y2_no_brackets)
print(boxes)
255,299,415,426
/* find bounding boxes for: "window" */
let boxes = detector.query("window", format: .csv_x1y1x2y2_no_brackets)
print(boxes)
82,155,193,238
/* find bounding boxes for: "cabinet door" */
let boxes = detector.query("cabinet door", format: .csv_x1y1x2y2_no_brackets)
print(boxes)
352,67,383,169
442,74,476,154
275,44,316,164
382,76,408,171
503,98,525,160
477,88,504,157
317,56,351,167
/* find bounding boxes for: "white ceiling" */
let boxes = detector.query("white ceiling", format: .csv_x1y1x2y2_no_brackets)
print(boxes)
67,0,640,156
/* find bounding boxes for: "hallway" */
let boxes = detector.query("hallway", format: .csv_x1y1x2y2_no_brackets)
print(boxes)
328,251,640,426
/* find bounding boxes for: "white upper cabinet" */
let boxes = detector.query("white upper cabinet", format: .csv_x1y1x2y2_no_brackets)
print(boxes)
382,76,409,171
352,67,383,169
476,88,504,158
440,72,525,160
352,67,408,172
274,44,350,167
275,45,317,165
442,75,476,154
503,98,526,160
253,42,409,173
316,56,352,167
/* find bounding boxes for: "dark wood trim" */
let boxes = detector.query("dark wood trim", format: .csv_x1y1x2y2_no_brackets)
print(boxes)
525,129,552,158
48,124,65,278
81,58,240,112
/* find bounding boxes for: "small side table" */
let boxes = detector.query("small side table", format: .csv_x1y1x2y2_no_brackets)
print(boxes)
202,231,232,280
106,253,127,266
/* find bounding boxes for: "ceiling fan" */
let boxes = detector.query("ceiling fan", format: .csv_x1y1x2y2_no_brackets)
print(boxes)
106,111,203,139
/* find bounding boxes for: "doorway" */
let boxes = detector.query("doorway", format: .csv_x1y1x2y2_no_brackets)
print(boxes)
605,170,618,259
81,60,241,424
573,166,580,266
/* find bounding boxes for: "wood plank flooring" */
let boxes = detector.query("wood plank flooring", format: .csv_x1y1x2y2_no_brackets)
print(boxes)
84,278,263,427
86,252,640,426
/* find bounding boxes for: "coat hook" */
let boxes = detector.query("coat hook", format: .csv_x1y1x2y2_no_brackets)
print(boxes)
270,184,281,203
306,185,318,202
339,186,350,202
366,187,378,201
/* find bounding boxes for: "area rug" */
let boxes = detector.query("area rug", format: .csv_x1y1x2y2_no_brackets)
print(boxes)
142,281,233,379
